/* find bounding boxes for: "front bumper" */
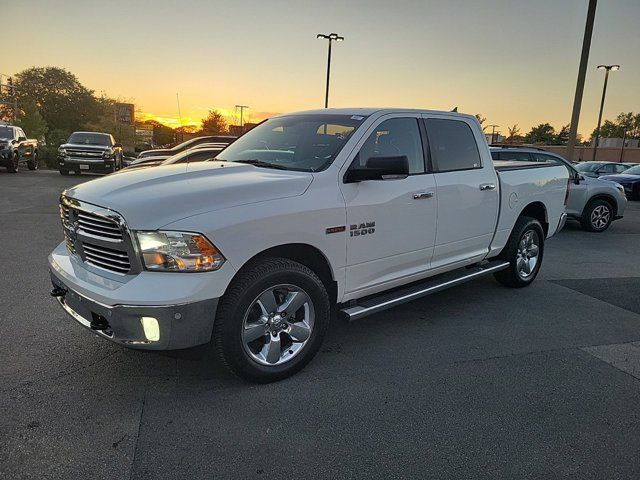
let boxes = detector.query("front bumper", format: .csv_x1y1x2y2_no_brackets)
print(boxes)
58,156,114,174
49,241,235,350
51,273,218,349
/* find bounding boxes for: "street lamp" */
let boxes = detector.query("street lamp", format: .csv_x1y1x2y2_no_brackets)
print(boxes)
317,33,344,108
592,64,620,160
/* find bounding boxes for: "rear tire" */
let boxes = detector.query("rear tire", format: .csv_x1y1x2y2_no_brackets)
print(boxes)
494,216,545,288
580,199,613,232
213,257,331,383
6,151,19,173
27,152,38,170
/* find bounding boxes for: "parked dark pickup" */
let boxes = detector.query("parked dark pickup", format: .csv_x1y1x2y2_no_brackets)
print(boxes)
57,132,123,175
0,125,39,173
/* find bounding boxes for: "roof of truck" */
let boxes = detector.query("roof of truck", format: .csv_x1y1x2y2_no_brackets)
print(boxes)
280,108,478,122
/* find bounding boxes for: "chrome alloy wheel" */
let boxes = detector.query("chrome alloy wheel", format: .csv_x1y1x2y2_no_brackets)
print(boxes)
241,284,315,366
590,204,611,230
516,230,540,279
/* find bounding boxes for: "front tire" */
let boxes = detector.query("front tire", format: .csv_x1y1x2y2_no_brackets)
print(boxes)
213,257,331,383
494,216,545,288
6,151,19,173
27,152,38,170
580,199,613,232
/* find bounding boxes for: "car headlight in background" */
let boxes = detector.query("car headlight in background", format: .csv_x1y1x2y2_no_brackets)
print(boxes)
58,146,67,156
135,231,225,272
614,183,625,195
103,148,114,159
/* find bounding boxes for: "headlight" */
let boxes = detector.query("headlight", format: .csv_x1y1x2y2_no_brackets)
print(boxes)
135,231,225,272
103,148,114,159
58,147,67,155
614,183,625,194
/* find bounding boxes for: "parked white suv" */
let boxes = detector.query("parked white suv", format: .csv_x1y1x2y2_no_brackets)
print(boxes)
49,109,569,382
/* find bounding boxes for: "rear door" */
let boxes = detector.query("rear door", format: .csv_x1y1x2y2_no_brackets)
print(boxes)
422,116,499,268
341,115,437,295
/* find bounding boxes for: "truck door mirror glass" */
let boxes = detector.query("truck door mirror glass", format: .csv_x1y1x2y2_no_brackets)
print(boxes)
344,155,409,183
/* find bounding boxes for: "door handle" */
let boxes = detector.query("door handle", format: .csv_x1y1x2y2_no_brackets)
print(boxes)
479,183,496,191
413,191,434,200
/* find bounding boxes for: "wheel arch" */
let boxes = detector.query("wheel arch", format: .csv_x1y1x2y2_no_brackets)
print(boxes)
518,201,549,236
228,243,338,304
587,194,618,216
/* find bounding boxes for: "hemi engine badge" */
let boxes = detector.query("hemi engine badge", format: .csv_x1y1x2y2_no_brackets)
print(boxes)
325,226,346,234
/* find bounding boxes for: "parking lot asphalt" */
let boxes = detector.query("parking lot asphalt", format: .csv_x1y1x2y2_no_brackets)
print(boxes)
1,169,640,479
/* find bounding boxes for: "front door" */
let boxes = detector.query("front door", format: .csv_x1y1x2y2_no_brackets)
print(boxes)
340,116,437,297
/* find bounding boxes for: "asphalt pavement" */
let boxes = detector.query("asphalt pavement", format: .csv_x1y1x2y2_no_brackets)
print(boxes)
1,169,640,479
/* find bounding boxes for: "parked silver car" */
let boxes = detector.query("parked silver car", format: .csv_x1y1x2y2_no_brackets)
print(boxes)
491,147,627,232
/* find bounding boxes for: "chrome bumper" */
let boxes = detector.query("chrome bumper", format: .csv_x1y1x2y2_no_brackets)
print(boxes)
51,273,219,350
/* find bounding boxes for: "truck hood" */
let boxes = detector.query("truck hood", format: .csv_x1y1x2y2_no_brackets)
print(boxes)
62,161,314,229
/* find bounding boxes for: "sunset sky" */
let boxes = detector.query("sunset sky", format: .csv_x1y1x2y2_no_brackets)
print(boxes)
4,0,640,136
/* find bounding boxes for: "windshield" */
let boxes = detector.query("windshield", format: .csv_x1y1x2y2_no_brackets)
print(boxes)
575,162,603,172
216,114,365,172
0,126,13,139
622,165,640,175
68,132,110,146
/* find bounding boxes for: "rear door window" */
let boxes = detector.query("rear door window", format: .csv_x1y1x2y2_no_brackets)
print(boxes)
425,119,481,172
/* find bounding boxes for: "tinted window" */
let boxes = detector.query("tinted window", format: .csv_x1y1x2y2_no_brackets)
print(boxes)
575,162,602,172
599,164,615,173
186,150,217,163
623,165,640,175
531,153,563,165
0,126,12,139
68,132,111,146
493,151,531,162
614,164,629,173
217,114,363,172
354,118,424,174
426,119,481,172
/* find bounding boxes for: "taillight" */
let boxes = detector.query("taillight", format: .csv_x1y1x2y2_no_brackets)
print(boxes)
564,178,571,206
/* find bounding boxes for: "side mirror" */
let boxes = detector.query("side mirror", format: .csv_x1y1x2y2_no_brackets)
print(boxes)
18,136,27,142
345,155,409,183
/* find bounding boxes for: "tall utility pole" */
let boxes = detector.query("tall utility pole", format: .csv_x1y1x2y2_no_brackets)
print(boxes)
235,105,249,129
176,93,183,126
566,0,597,162
317,33,344,108
592,64,620,160
488,125,499,144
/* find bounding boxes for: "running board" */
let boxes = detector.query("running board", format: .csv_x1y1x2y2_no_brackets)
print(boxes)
340,260,510,322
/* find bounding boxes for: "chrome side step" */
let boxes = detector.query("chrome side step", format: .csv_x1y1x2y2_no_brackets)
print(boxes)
340,260,510,322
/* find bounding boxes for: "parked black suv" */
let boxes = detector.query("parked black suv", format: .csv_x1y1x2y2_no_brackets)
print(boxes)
0,125,39,173
57,132,123,175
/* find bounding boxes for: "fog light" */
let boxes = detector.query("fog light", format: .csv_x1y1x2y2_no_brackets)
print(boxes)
140,316,160,341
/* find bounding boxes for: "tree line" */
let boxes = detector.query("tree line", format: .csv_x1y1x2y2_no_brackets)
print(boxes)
0,66,229,164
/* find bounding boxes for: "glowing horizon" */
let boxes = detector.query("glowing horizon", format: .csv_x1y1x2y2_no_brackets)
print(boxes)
4,0,640,139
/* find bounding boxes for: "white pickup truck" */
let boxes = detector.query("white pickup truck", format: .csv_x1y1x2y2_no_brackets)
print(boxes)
49,108,569,382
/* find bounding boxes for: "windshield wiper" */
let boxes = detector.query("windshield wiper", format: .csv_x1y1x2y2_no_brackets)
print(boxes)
234,159,290,170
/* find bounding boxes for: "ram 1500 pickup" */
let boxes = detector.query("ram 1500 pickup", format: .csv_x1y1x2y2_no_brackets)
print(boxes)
49,108,569,383
0,125,39,172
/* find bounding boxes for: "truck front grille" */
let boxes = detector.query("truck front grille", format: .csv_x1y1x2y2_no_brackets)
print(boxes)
66,148,104,159
59,197,134,275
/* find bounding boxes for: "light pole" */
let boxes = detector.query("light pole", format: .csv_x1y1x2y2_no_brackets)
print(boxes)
592,64,619,160
235,105,249,130
488,125,499,144
317,33,344,108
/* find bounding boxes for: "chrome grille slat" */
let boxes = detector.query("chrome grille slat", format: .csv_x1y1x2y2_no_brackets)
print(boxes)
85,258,130,273
77,225,122,239
82,244,129,261
84,251,130,267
